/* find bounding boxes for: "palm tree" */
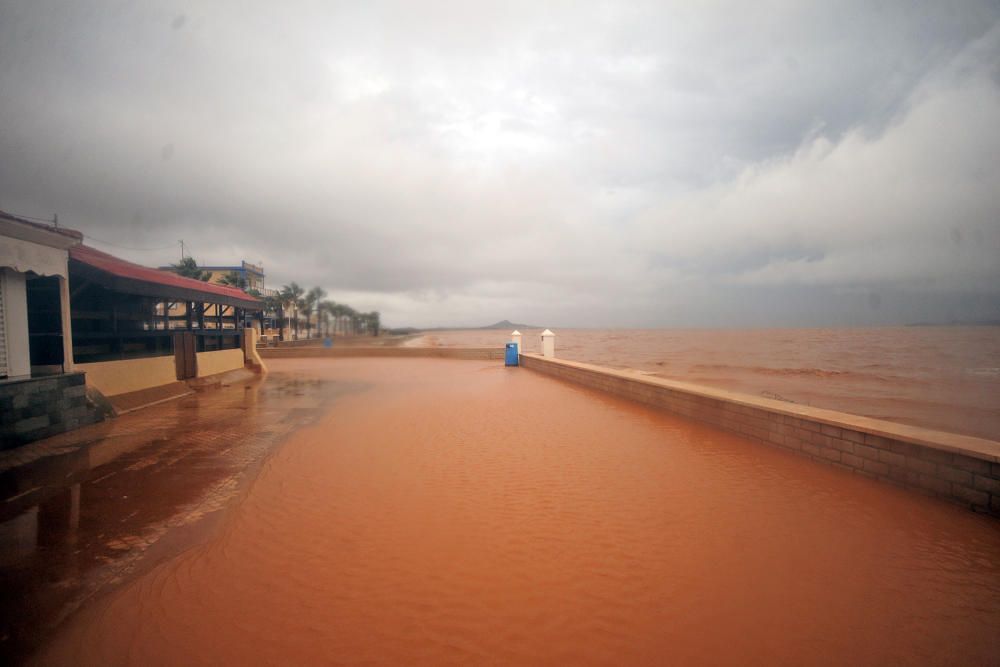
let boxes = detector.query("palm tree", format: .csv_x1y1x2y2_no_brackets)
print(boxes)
170,256,210,281
368,311,381,337
316,301,327,337
328,302,347,336
280,282,305,339
341,305,358,336
319,300,335,337
217,271,248,290
262,293,284,340
303,287,326,339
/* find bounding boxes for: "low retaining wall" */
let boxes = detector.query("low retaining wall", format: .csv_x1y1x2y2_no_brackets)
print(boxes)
269,338,323,348
196,349,246,378
78,356,177,397
521,354,1000,516
81,349,250,396
259,347,504,361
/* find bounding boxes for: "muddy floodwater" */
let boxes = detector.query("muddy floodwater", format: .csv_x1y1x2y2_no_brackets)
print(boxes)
409,326,1000,440
12,358,1000,665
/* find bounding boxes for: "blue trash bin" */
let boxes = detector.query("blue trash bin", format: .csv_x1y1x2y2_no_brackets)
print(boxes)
505,342,519,367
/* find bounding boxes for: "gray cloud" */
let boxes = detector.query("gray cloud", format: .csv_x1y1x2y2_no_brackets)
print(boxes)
1,0,998,327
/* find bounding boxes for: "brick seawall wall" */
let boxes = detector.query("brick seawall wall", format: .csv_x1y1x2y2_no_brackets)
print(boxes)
259,347,505,361
521,354,1000,517
0,373,103,449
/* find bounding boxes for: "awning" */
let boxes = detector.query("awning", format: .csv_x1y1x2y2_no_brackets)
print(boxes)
0,210,82,278
69,245,262,310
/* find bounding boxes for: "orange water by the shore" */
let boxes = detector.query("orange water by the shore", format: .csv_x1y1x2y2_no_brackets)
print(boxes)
37,359,1000,665
409,326,1000,440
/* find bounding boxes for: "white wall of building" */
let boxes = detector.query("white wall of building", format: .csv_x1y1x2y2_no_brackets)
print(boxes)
1,268,31,379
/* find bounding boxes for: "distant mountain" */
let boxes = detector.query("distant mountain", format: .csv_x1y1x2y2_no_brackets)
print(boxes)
477,320,540,330
390,319,542,333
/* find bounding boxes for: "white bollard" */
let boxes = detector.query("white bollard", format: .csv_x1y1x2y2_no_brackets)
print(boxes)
511,330,522,356
541,329,555,358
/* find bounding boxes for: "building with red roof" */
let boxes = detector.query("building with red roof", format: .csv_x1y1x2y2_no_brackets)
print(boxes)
2,209,264,447
71,245,260,310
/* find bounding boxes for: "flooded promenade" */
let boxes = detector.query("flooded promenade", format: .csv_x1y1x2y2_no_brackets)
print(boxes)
410,327,1000,440
5,358,1000,665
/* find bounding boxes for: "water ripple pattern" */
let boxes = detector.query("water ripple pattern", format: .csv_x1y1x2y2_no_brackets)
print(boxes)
38,358,1000,666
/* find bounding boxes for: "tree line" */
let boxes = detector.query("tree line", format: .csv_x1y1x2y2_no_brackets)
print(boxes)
170,257,380,339
265,283,380,340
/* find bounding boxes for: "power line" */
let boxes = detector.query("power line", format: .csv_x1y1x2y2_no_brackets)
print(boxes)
82,234,178,252
4,210,178,252
5,211,57,224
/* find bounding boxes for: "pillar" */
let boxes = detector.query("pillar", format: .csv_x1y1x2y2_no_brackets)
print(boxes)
541,329,555,358
1,268,31,379
58,274,74,371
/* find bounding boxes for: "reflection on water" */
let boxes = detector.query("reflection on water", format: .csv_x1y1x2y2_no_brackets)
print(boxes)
0,372,364,663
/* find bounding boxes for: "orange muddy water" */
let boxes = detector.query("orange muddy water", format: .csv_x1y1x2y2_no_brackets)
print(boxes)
35,359,1000,665
409,326,1000,440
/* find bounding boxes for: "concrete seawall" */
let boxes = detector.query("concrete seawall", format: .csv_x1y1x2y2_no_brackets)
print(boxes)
520,353,1000,516
259,346,504,361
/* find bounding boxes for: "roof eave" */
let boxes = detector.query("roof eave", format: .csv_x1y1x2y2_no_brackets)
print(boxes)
71,259,262,309
0,216,83,250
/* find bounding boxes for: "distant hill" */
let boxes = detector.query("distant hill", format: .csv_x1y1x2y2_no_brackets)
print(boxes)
477,320,540,330
389,319,541,334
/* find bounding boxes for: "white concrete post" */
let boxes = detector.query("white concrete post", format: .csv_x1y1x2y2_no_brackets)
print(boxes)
541,329,555,358
511,330,522,356
1,268,31,379
242,326,257,363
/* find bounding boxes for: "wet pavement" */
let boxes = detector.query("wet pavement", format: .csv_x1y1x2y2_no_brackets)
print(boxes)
0,370,366,663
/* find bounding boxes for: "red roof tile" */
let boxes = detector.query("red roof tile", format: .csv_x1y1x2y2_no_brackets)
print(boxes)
70,245,261,308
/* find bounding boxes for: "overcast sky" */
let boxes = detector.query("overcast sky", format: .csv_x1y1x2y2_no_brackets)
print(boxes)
1,1,998,328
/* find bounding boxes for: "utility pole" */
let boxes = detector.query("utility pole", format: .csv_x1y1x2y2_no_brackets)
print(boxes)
53,213,58,228
179,239,185,259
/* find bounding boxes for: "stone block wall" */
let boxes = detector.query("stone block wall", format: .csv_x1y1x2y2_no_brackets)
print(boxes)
0,373,103,449
521,354,1000,517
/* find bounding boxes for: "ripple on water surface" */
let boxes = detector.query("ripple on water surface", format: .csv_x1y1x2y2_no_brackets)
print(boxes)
38,359,1000,666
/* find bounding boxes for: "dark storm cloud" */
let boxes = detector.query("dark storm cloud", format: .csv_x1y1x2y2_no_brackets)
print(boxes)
1,0,999,327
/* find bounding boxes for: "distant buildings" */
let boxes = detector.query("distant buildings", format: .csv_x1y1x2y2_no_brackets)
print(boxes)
160,260,269,295
160,258,279,335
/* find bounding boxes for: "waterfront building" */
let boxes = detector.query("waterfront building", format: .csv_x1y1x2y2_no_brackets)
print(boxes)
69,245,261,396
2,209,264,447
1,210,94,446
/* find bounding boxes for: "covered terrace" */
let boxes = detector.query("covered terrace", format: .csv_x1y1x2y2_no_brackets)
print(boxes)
68,245,261,395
